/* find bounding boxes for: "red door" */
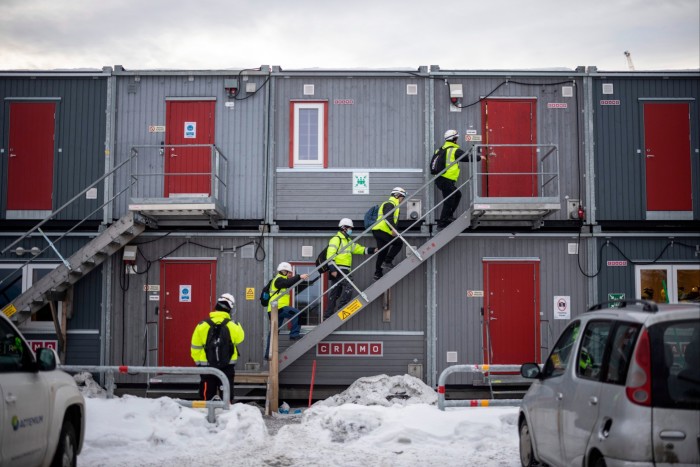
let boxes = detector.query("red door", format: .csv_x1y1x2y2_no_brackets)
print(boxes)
481,99,537,197
643,103,692,213
7,102,55,211
160,260,216,366
164,100,215,197
483,260,540,364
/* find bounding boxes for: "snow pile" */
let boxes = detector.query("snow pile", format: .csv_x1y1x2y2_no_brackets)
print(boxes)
78,374,520,466
74,371,107,398
313,374,438,407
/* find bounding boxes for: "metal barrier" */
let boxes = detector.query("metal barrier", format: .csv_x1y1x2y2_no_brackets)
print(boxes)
60,365,230,423
437,364,526,411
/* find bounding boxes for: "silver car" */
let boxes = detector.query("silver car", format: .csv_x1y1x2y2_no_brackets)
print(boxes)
518,300,700,467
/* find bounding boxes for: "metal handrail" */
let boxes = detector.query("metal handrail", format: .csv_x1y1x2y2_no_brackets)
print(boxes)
1,156,133,255
437,364,534,410
275,147,481,330
60,364,230,423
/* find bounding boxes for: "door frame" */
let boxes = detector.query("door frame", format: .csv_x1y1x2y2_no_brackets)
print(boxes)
640,99,694,220
482,258,541,365
4,99,59,219
164,97,216,197
159,257,217,366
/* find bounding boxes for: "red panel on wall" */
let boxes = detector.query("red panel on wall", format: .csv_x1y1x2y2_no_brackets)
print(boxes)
643,103,692,212
164,100,215,196
160,260,216,367
7,102,55,210
483,260,540,365
481,99,537,197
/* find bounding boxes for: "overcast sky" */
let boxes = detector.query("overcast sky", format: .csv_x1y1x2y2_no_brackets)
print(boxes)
1,0,698,71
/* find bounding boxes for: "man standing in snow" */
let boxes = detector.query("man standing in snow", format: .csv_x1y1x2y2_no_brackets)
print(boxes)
191,293,244,403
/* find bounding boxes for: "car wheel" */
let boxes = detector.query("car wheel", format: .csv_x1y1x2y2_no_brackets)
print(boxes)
519,419,537,467
592,455,607,467
51,418,77,467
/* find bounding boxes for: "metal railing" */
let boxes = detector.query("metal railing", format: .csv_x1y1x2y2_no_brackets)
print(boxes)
60,364,230,423
437,364,538,410
0,157,137,295
272,145,483,331
128,144,228,202
272,143,560,332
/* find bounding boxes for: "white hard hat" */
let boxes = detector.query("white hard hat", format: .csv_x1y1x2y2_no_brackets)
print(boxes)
391,186,407,198
217,293,235,312
444,129,458,140
339,218,354,228
277,261,293,273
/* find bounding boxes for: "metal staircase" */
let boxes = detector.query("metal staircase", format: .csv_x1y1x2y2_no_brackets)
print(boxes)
276,143,562,371
278,213,472,371
1,212,149,323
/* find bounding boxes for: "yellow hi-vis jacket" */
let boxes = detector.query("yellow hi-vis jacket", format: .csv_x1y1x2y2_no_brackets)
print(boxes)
267,273,290,312
441,141,462,181
371,196,400,235
190,311,245,366
326,231,369,269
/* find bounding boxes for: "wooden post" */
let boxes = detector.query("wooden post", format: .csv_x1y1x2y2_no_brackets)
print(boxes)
382,289,391,322
49,301,66,362
268,301,279,415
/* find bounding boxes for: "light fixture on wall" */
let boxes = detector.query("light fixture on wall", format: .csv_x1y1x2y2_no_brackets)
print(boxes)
14,246,41,256
224,79,239,99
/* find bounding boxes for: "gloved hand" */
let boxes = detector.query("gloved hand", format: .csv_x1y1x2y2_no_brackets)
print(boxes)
367,247,378,254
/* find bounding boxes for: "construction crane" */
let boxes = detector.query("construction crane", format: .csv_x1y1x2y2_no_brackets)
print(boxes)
624,51,635,71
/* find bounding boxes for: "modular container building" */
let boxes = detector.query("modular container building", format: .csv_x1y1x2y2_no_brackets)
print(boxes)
1,65,698,395
1,69,111,364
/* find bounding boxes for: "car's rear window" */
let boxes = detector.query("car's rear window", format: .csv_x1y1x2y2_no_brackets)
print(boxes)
650,319,700,410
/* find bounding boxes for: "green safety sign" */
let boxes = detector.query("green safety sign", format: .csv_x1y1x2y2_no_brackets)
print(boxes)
608,293,625,307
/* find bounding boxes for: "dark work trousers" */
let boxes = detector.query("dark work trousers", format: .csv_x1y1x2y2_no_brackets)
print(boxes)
436,176,461,226
199,363,235,403
264,307,302,359
323,267,353,319
372,230,401,273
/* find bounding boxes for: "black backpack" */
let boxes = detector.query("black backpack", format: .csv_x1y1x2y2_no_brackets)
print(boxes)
204,318,234,368
430,147,446,175
315,235,342,273
259,278,275,307
363,204,379,229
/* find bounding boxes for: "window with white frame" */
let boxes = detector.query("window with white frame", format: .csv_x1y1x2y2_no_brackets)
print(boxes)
290,262,326,326
635,264,700,304
290,101,327,168
0,263,61,331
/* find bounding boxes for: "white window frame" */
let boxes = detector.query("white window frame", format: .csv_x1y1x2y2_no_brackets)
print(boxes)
635,264,700,304
0,263,62,332
292,102,325,168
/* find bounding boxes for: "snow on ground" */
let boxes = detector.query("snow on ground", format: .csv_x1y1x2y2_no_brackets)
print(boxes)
77,373,520,467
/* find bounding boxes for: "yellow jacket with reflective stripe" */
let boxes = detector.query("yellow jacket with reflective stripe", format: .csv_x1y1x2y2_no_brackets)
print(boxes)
326,231,368,268
267,273,290,312
371,196,400,235
190,311,245,366
441,141,461,181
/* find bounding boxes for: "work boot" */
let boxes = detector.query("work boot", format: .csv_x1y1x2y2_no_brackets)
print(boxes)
289,334,302,341
373,270,383,281
383,260,396,270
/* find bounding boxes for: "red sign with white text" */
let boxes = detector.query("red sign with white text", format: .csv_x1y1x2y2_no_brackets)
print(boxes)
28,340,58,352
317,341,383,357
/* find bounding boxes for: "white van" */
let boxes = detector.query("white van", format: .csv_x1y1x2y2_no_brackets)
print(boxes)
0,313,85,467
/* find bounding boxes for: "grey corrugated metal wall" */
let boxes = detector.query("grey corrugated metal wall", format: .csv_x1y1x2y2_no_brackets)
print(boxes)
110,71,270,221
433,234,591,384
107,234,265,383
0,75,108,220
596,235,700,300
592,74,700,220
432,74,586,222
272,73,428,222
